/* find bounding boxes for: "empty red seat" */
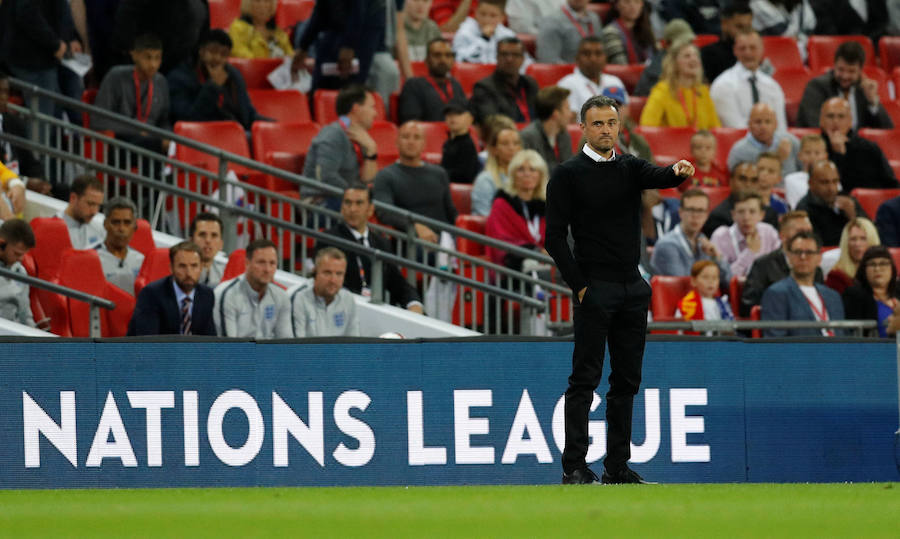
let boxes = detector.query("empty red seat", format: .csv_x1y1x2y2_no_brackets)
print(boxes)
175,120,251,171
627,96,647,124
771,67,812,126
850,188,900,219
419,121,449,163
857,129,900,162
728,276,744,319
807,35,876,73
208,0,241,29
29,217,72,280
251,121,320,190
57,249,135,337
452,263,487,328
450,183,473,215
650,275,692,321
133,247,172,296
566,124,584,154
248,89,311,123
452,63,496,96
693,34,719,48
879,36,900,72
603,64,644,94
227,57,282,89
369,121,399,169
313,89,387,124
223,248,247,282
711,127,748,169
275,0,314,29
882,99,900,127
525,63,574,88
762,36,804,72
129,219,156,256
787,127,820,140
633,126,696,166
455,214,487,256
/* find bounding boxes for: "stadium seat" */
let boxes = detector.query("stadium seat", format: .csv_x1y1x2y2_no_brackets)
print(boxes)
772,68,812,127
762,36,804,72
693,34,719,48
453,63,496,96
857,129,900,162
518,34,537,58
880,36,900,73
711,127,748,169
29,217,73,280
787,127,820,140
889,247,900,269
699,186,731,209
455,214,487,256
419,121,449,164
103,280,136,337
633,126,695,166
208,0,241,29
729,276,744,319
247,89,311,123
450,183,473,215
251,121,320,190
81,88,98,128
566,124,584,154
223,249,247,281
649,275,692,321
369,121,400,169
227,57,282,89
807,35,875,73
129,219,156,256
410,61,429,78
882,99,900,127
603,64,644,94
849,188,900,219
627,96,646,124
174,120,252,172
275,0,314,29
313,89,387,124
452,262,488,328
526,63,574,88
19,252,48,331
430,0,475,26
133,247,172,297
57,249,132,337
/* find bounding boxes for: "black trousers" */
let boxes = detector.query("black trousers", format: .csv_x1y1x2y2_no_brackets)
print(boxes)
562,277,651,474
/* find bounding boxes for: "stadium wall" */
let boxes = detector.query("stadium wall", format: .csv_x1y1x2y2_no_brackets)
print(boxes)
1,339,897,488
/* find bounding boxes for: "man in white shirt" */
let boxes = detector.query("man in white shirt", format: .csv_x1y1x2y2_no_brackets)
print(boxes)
96,197,144,296
556,37,627,119
710,29,787,129
57,174,105,249
290,247,360,337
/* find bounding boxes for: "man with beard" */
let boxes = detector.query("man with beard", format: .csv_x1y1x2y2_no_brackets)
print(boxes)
397,38,468,123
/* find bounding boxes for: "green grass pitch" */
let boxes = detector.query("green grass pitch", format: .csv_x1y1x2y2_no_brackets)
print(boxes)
0,483,897,537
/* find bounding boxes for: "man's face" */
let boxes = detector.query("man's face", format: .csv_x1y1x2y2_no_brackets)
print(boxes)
756,157,781,192
798,140,828,169
397,122,426,160
313,256,347,302
171,249,202,293
820,99,852,135
780,217,813,243
425,40,454,78
69,187,104,224
722,13,754,40
104,208,136,249
246,246,278,290
130,48,163,80
198,43,230,71
732,198,763,236
0,240,28,267
0,79,10,112
351,93,378,130
341,188,374,232
496,42,525,78
734,33,763,71
749,106,777,145
787,237,821,279
690,135,716,165
730,163,759,193
191,220,223,263
581,106,620,155
809,164,840,206
575,41,607,80
832,58,862,91
678,194,710,236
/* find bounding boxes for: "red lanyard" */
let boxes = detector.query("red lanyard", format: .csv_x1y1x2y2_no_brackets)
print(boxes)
133,69,154,123
616,19,640,64
426,76,453,104
339,117,365,166
513,87,531,122
561,6,593,38
678,88,698,128
803,290,834,337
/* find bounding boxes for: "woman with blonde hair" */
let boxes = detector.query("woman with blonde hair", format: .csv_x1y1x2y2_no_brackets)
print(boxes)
639,39,720,129
471,122,522,216
485,149,549,270
228,0,295,59
826,217,881,294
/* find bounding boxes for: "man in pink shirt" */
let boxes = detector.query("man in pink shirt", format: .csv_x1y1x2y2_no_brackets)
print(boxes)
710,190,781,278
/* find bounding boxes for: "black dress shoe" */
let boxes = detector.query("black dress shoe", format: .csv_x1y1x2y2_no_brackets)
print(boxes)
561,467,601,484
601,467,657,484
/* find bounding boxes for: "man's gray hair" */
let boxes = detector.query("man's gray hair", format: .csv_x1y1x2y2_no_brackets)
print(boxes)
104,197,137,219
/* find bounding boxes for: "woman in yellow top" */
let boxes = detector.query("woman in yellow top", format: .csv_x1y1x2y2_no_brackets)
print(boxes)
228,0,295,59
0,160,25,220
639,40,720,130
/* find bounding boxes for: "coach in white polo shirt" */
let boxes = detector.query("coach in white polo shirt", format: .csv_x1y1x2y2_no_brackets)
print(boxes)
556,36,626,119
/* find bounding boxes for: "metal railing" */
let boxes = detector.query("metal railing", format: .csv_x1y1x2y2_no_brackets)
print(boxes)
0,266,115,337
648,319,878,337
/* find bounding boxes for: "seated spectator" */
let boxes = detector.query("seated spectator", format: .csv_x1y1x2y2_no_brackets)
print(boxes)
289,247,360,337
797,41,894,130
519,87,573,174
825,218,881,295
471,125,522,215
755,152,789,215
686,130,728,188
599,0,655,65
228,0,295,60
700,1,754,84
639,40,720,129
214,239,292,338
303,85,379,210
702,162,780,236
711,190,781,278
843,246,900,337
127,241,216,336
398,38,468,123
190,213,227,288
0,73,45,192
452,0,519,64
374,121,459,237
403,0,443,62
675,260,735,324
710,30,787,130
556,37,627,120
440,104,481,183
168,29,260,131
112,0,207,75
485,150,548,270
727,103,800,175
601,87,653,162
641,188,681,247
57,175,105,249
761,230,845,338
0,160,26,220
796,160,867,247
634,18,695,97
784,134,828,209
0,219,38,328
536,0,602,64
506,0,566,35
740,210,819,317
318,185,423,313
93,34,170,154
818,97,898,192
876,194,900,248
97,198,145,296
650,188,730,284
750,0,816,62
470,38,539,124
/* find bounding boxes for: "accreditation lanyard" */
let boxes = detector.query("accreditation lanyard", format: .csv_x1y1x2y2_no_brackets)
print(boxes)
616,19,640,64
513,87,531,122
133,69,154,123
339,116,365,167
561,6,593,38
678,88,698,128
803,289,834,336
426,76,454,103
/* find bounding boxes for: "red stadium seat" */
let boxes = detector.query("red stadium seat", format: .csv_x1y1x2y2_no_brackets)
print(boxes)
208,0,241,29
430,1,476,26
849,188,900,219
57,249,134,337
699,186,731,210
772,68,812,127
807,35,876,73
526,63,574,88
455,214,487,256
627,96,647,124
103,280,135,337
879,36,900,73
603,64,644,94
133,247,172,297
223,249,247,282
247,89,311,123
29,217,73,280
450,183,473,215
633,126,696,166
566,124,584,154
313,89,387,124
787,127,820,140
750,304,762,338
452,263,487,328
251,121,320,189
857,129,900,162
693,34,719,48
81,88,98,128
227,57,282,89
419,121,449,164
452,63,496,96
762,36,804,72
728,276,744,319
410,61,429,78
129,219,156,256
711,127,748,169
882,100,900,127
369,121,399,169
275,0,314,29
650,275,692,321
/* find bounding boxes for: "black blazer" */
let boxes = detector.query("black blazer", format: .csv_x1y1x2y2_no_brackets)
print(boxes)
127,275,216,336
316,223,421,308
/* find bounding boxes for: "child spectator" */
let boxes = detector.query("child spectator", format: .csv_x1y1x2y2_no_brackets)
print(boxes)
686,130,728,189
676,260,735,325
404,0,443,62
453,0,521,65
228,0,295,60
440,103,481,184
784,134,828,209
756,152,789,216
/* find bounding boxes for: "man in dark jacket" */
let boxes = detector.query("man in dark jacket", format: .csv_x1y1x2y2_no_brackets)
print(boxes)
796,159,868,247
699,1,753,83
469,37,538,124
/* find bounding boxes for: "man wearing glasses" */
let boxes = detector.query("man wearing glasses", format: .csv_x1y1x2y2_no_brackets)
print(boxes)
760,230,845,337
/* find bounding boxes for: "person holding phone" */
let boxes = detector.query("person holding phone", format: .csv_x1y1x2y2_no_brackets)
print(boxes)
0,219,47,330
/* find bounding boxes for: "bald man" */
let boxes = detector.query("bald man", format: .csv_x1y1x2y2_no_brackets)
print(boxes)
819,97,898,193
796,160,867,247
727,103,800,174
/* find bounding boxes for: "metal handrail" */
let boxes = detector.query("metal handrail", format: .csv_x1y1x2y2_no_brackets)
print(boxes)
649,319,878,337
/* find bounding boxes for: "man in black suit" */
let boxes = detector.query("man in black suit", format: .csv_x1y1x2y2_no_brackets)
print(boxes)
127,241,216,335
316,185,423,313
